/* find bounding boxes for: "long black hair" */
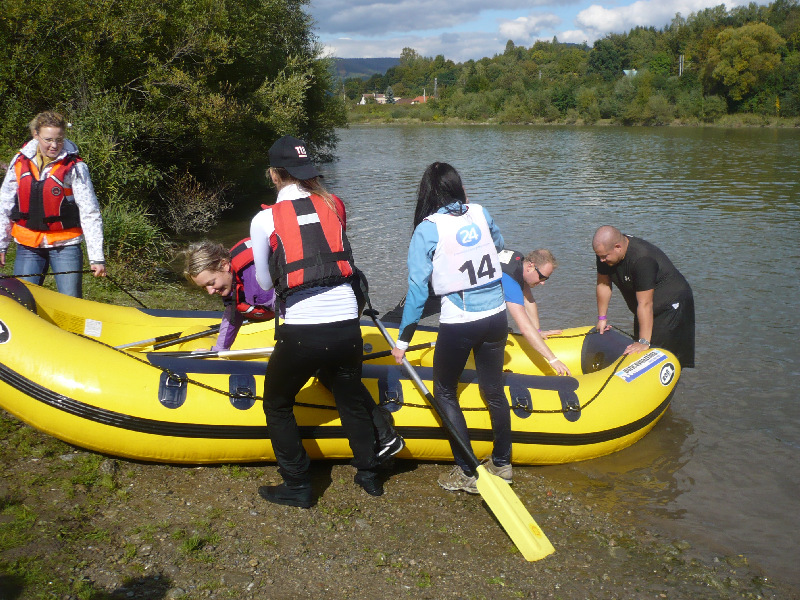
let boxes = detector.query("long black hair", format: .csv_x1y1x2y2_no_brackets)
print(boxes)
413,162,467,228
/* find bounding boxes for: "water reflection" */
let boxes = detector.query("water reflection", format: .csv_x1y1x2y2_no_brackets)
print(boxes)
541,407,695,519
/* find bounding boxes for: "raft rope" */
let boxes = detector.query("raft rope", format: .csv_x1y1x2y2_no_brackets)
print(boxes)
1,269,149,309
2,278,631,415
70,328,629,416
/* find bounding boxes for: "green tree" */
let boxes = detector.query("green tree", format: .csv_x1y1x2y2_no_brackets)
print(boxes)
706,22,785,101
649,52,673,76
588,39,623,80
0,0,345,222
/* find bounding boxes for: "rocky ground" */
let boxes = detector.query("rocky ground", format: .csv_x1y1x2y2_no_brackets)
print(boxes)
1,409,797,600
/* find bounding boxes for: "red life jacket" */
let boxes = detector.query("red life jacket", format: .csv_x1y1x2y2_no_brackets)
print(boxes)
229,238,274,320
267,194,354,299
10,153,82,232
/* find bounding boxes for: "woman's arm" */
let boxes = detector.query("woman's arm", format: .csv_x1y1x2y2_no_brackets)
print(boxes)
68,162,105,266
249,210,275,291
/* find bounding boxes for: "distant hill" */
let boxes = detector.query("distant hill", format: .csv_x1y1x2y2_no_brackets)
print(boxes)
332,57,400,80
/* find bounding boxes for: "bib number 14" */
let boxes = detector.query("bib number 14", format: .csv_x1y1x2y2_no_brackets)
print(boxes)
459,254,496,286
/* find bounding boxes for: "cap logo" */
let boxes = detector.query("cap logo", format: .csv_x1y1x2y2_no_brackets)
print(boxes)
295,145,307,158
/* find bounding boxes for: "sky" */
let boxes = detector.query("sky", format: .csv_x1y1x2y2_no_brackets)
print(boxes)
309,0,771,63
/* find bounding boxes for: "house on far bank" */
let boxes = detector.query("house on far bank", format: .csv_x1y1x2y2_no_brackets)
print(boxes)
359,91,432,105
359,93,386,105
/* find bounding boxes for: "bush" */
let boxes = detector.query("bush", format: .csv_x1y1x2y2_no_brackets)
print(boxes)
702,95,729,122
646,94,675,124
576,87,601,123
159,172,232,235
497,98,531,123
101,197,166,288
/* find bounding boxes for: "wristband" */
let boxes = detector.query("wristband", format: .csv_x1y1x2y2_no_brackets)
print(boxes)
548,357,560,364
597,315,607,320
537,329,542,333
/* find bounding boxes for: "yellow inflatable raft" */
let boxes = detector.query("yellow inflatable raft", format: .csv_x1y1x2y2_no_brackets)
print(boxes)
0,278,680,465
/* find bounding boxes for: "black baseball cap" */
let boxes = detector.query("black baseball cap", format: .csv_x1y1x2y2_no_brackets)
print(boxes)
268,135,321,180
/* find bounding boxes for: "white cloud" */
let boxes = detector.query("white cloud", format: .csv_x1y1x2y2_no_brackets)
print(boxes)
575,0,759,41
498,14,562,40
557,29,592,44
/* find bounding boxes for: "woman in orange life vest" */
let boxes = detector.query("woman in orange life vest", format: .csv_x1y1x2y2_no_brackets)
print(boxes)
183,238,277,351
0,111,105,297
248,135,401,508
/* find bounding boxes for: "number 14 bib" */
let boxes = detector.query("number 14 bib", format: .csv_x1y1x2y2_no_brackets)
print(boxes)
425,203,501,296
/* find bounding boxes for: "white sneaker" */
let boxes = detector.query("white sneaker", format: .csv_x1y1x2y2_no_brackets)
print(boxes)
438,466,478,494
481,458,512,484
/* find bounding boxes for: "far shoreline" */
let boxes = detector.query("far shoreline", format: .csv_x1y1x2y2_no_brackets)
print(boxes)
344,114,800,128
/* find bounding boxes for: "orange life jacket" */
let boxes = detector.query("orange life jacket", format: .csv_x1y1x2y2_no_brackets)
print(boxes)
10,153,83,247
11,153,82,231
267,194,354,299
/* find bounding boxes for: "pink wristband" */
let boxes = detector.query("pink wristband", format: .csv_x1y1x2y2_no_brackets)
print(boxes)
598,315,607,320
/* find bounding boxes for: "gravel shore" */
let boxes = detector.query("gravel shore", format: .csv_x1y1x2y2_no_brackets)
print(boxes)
1,408,796,600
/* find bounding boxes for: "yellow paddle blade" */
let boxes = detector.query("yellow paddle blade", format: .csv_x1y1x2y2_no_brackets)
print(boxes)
474,465,555,562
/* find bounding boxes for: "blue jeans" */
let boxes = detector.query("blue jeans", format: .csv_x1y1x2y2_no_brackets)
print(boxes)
433,311,510,476
13,243,84,298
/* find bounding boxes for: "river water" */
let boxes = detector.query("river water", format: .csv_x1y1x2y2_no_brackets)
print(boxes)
224,124,800,588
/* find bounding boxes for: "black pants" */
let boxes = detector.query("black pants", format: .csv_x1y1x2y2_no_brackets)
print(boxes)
635,290,695,369
317,367,398,448
263,319,379,484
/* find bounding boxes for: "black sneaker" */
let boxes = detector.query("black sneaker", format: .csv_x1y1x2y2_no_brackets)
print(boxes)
258,483,314,508
354,472,384,497
377,435,405,461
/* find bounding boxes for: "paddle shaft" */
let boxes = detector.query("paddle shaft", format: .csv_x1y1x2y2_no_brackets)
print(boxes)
154,346,274,359
152,325,221,349
152,342,431,362
367,313,480,469
114,332,182,350
361,341,434,362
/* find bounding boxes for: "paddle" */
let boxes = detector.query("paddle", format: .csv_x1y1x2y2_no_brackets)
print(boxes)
116,326,219,350
151,325,222,350
114,332,183,350
361,341,435,361
154,346,275,359
364,308,555,562
153,342,433,362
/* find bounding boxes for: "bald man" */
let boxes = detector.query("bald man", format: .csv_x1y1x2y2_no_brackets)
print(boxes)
593,226,695,368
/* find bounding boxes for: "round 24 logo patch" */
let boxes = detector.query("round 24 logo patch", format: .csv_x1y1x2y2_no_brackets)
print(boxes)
659,362,675,386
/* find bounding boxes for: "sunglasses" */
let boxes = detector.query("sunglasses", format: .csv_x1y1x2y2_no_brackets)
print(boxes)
534,266,549,282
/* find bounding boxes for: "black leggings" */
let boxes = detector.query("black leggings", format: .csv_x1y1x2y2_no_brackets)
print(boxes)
432,311,510,475
263,319,378,484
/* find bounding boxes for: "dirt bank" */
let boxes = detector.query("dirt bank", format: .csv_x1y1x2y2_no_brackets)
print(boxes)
1,409,796,600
